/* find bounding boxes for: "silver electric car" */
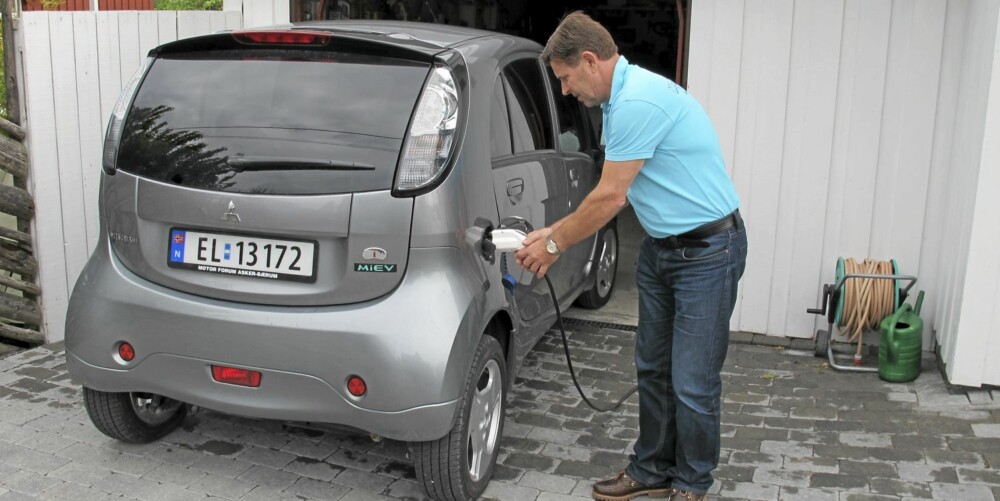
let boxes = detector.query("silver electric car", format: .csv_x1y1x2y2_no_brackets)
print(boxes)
65,21,618,500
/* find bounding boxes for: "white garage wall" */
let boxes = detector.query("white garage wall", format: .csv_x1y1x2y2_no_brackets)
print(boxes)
688,0,1000,386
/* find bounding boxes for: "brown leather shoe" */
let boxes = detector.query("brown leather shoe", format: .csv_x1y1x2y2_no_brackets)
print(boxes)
669,490,708,501
591,471,674,501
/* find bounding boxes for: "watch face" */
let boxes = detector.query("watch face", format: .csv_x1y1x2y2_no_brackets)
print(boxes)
546,239,559,254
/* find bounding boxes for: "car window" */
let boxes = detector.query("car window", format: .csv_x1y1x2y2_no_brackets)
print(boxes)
116,49,429,195
502,58,554,153
490,75,513,158
547,67,588,153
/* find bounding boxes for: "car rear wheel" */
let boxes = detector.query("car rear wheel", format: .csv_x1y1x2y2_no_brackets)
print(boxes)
575,222,619,309
83,388,187,444
412,335,506,500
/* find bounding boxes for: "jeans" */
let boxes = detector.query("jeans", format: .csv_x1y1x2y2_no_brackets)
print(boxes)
625,221,748,494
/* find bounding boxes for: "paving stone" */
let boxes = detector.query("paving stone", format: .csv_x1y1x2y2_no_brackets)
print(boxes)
283,457,344,482
867,447,925,463
481,480,541,500
728,451,783,469
239,485,304,501
972,423,1000,438
237,464,299,489
716,465,754,482
189,455,254,477
502,452,555,471
839,460,897,479
809,472,868,490
735,426,789,441
783,456,838,474
40,482,122,501
751,468,810,488
0,469,62,496
839,432,892,448
718,481,779,500
552,460,617,479
929,482,995,500
897,463,959,483
776,486,839,500
142,463,208,487
760,439,812,457
189,473,256,498
957,467,1000,485
91,472,164,499
330,468,393,492
925,449,986,468
518,470,577,494
47,461,114,486
284,477,352,501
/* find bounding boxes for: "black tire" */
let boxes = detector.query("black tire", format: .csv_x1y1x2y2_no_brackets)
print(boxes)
83,388,187,444
575,223,619,309
412,335,507,501
814,329,830,359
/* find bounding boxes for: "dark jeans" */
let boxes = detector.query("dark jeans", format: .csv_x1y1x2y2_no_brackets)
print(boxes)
625,221,748,494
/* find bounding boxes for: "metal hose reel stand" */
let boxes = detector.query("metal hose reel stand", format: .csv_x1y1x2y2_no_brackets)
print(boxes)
807,257,917,372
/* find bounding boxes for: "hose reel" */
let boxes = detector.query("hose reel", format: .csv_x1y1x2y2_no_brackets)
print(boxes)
807,257,916,373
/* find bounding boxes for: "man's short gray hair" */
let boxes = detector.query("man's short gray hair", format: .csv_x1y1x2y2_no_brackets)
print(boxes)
540,11,618,66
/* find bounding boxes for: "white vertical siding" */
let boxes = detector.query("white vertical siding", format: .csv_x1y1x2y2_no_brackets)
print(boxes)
21,10,245,342
937,1,1000,386
689,0,1000,386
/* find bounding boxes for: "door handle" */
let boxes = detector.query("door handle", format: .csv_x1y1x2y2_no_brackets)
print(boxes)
507,179,524,204
568,168,579,189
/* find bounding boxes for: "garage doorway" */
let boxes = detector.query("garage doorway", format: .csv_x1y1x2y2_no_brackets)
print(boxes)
289,0,690,85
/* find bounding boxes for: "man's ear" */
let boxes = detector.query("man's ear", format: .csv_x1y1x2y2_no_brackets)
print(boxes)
580,51,598,69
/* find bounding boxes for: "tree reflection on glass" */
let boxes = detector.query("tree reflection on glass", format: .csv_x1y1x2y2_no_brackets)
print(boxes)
118,105,232,191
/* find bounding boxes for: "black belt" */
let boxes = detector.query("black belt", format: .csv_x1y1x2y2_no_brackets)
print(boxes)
650,210,742,249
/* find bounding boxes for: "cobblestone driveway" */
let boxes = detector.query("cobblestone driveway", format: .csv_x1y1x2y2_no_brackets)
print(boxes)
1,321,999,500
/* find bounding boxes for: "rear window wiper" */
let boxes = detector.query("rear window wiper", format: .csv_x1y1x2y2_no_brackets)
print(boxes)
227,155,375,170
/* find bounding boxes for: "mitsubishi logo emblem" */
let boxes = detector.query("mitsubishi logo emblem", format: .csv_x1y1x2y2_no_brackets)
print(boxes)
221,201,241,222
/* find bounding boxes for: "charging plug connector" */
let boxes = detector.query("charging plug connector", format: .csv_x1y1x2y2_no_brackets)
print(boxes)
491,229,527,252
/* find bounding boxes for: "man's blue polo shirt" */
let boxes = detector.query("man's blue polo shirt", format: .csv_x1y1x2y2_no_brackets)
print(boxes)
601,56,739,238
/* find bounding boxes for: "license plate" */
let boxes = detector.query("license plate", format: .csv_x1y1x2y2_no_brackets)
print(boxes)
168,229,317,282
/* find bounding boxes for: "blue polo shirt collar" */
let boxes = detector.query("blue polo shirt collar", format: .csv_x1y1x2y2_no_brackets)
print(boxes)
601,55,629,110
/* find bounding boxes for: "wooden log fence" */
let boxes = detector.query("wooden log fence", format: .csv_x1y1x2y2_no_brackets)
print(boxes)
0,114,40,345
0,2,41,345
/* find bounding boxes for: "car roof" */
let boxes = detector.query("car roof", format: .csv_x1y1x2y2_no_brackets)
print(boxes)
291,20,500,48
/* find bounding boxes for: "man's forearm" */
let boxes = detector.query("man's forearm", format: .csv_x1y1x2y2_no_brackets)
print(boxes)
549,189,626,249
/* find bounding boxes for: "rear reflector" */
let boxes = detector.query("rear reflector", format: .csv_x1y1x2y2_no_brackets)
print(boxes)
233,31,332,46
347,376,367,397
118,342,135,362
211,365,262,387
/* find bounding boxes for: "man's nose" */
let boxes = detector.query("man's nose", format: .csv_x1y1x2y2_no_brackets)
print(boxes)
561,83,569,96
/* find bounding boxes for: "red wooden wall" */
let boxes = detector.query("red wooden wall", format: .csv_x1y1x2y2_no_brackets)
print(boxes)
22,0,154,10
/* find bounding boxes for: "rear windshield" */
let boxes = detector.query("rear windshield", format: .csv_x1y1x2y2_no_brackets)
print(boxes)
117,49,429,195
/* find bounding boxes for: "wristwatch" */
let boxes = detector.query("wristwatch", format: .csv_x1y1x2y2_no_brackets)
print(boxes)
545,236,561,256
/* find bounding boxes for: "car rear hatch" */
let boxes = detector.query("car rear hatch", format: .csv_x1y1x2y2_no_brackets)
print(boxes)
103,30,444,306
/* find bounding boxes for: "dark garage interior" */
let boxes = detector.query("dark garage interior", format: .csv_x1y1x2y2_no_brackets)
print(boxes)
290,0,690,85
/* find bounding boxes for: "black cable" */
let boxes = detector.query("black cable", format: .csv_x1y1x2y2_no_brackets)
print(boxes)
544,275,638,413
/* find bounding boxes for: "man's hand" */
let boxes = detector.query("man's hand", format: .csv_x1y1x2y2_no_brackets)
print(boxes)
515,227,558,278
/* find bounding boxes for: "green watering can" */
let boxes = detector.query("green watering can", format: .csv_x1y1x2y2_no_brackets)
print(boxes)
878,290,925,383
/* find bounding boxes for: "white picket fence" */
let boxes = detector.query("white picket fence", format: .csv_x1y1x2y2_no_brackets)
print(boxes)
20,10,250,344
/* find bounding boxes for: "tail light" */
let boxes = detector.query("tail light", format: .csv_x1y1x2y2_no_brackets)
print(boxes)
393,65,459,194
102,57,153,175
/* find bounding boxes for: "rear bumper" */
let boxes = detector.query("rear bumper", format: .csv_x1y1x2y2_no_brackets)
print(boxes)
66,351,457,441
65,238,488,441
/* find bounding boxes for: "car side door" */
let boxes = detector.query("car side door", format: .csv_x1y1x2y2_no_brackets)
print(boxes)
545,65,602,292
490,56,574,321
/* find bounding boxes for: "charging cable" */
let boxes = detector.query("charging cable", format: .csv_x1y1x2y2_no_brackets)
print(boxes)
491,228,638,413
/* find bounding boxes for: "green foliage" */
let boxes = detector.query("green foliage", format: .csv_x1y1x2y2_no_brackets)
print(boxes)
154,0,222,10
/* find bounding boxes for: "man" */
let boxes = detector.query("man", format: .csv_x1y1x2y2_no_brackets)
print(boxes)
514,11,748,501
